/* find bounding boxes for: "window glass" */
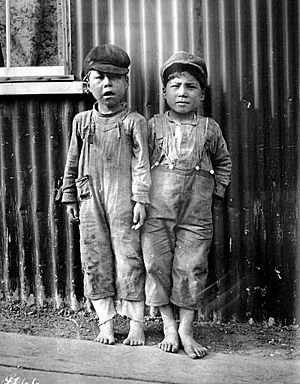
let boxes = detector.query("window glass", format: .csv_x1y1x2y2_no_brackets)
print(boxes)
0,0,67,69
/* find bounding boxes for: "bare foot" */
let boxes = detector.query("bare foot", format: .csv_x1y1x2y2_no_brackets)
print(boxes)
158,323,179,353
95,319,115,345
178,331,207,359
123,320,145,346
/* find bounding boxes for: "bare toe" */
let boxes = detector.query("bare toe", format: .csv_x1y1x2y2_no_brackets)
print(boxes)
95,334,115,344
123,320,145,346
158,333,179,353
185,345,197,359
95,319,115,345
179,334,207,359
195,345,207,358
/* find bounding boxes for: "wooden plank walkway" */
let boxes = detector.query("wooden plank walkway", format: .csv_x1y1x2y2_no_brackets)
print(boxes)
0,332,299,384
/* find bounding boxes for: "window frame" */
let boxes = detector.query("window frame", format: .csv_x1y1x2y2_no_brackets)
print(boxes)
0,0,83,94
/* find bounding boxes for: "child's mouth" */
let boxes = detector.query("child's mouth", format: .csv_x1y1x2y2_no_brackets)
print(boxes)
103,91,115,97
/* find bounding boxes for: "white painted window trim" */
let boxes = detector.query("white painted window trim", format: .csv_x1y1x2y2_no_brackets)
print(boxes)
0,81,84,95
0,66,66,78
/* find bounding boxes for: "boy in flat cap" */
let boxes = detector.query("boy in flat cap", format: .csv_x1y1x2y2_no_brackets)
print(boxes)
62,44,151,346
142,51,231,358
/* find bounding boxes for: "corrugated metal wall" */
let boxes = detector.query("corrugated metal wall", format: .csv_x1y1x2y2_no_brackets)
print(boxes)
201,0,299,323
0,0,299,323
0,96,92,309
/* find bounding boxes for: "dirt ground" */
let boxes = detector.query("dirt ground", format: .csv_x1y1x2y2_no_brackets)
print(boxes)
0,301,299,360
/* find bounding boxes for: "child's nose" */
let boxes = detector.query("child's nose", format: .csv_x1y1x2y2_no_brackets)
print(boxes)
103,75,112,85
178,85,187,95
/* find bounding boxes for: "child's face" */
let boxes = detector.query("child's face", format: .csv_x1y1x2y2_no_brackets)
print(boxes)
88,70,128,112
163,71,204,117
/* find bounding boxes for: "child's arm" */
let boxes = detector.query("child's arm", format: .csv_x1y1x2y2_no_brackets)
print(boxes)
146,117,156,160
130,114,151,229
209,121,232,198
131,114,151,204
61,115,82,212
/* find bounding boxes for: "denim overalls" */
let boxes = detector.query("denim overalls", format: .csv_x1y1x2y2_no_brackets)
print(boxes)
62,104,151,301
142,112,231,310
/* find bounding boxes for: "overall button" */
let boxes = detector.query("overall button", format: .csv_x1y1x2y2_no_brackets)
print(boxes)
210,169,214,174
155,161,159,167
195,165,200,171
169,164,174,170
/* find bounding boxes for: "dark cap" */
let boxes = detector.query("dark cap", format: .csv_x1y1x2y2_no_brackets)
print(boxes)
160,51,207,89
83,44,130,77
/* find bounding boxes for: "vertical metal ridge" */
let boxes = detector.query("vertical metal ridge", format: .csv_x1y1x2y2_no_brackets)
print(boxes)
44,102,60,307
156,0,164,113
75,0,84,78
108,0,115,44
0,110,10,299
92,0,100,46
187,0,195,53
124,0,132,108
28,100,45,307
140,0,149,118
172,0,179,53
12,101,26,303
219,0,227,93
267,0,275,118
235,0,243,100
250,0,259,109
297,0,300,324
202,0,210,84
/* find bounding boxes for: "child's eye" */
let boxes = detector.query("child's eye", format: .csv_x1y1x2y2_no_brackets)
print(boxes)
94,74,105,80
111,74,122,80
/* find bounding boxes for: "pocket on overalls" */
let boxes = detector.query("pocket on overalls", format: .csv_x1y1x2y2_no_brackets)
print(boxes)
75,175,92,201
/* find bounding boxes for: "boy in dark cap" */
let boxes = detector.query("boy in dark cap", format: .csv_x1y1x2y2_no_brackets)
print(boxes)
142,51,231,358
62,44,151,346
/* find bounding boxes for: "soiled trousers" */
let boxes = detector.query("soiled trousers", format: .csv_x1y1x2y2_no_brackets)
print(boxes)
79,187,145,301
142,167,214,310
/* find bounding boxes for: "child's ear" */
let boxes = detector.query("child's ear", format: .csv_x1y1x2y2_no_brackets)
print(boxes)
125,75,129,87
200,89,205,101
162,87,166,98
82,74,90,94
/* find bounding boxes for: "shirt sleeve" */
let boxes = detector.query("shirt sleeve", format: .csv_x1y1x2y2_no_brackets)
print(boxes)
209,121,232,198
130,113,151,204
61,116,82,204
147,117,156,159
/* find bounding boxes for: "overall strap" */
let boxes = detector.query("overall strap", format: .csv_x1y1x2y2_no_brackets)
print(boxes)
197,117,209,163
87,110,95,144
152,114,175,168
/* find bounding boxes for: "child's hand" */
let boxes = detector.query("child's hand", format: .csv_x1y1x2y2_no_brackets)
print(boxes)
66,202,80,224
212,195,224,212
131,203,146,230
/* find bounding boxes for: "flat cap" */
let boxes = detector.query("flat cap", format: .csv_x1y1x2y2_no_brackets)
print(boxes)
160,51,207,88
83,44,130,77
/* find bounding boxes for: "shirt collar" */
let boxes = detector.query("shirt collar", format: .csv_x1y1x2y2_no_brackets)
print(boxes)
165,110,198,126
93,101,127,118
